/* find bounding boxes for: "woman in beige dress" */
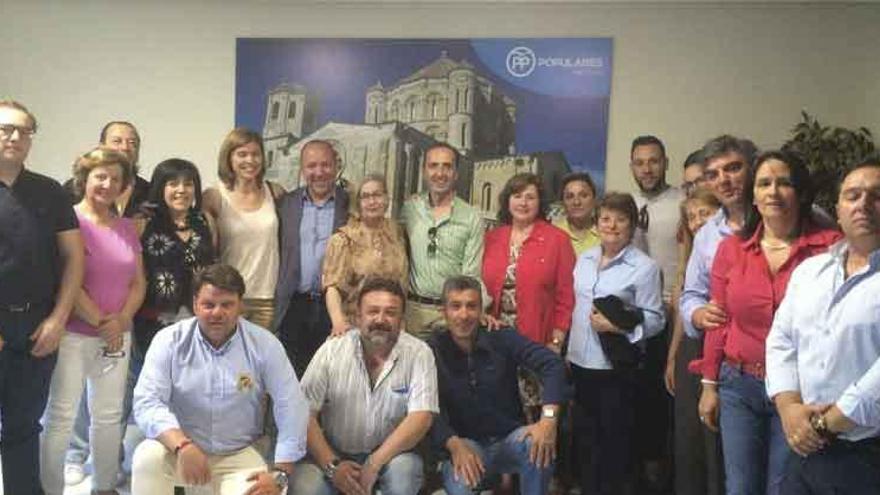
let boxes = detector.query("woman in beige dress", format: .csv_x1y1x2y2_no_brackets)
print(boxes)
203,128,285,330
322,175,408,336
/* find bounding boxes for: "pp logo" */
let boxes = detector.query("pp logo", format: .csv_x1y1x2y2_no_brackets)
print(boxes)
506,46,536,78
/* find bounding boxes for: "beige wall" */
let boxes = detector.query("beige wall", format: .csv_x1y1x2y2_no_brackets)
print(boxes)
2,1,878,193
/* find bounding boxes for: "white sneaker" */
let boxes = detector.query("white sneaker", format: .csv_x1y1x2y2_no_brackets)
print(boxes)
64,462,86,486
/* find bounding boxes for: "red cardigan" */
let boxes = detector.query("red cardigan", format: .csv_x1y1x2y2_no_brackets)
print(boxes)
482,220,576,345
692,222,842,380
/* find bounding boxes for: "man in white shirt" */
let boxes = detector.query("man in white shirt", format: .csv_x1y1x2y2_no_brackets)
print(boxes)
766,157,880,494
291,277,438,495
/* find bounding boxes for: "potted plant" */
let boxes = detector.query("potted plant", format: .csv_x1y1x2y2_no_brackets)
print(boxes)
782,111,875,216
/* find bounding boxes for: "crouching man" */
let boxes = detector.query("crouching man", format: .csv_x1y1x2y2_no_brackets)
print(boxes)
132,264,309,494
430,275,568,494
291,277,438,495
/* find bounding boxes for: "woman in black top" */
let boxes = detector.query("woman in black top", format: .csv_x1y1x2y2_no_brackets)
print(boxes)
135,159,217,355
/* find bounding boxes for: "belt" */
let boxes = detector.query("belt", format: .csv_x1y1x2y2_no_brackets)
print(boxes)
407,293,442,306
292,292,324,302
724,358,765,379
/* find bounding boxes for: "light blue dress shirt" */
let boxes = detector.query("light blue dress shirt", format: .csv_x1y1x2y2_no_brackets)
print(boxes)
133,317,309,462
679,208,733,339
567,244,666,370
298,193,335,294
766,242,880,441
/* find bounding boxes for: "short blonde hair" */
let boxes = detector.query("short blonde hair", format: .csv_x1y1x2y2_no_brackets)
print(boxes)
71,146,133,199
217,127,265,189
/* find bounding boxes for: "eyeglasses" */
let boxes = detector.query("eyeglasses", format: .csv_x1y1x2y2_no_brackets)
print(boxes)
0,124,36,140
427,227,438,257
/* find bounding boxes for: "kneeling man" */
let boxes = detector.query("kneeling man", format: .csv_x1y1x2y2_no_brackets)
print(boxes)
430,276,567,494
291,277,438,495
132,264,308,494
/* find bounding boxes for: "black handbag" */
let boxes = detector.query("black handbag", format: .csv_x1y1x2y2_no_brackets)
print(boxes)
592,295,643,370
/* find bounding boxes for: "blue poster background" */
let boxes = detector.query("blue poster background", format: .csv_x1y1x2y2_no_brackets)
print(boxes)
236,38,612,191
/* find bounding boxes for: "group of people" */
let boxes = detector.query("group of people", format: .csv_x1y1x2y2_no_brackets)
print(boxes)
1,97,879,495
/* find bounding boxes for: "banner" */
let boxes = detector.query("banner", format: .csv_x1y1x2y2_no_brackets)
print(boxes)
236,38,613,219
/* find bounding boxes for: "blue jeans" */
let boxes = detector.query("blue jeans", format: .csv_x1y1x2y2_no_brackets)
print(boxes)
290,451,423,495
0,305,57,494
718,362,792,495
441,426,553,495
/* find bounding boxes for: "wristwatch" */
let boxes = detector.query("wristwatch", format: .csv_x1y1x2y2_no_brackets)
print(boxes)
323,458,341,481
541,406,558,420
271,469,289,490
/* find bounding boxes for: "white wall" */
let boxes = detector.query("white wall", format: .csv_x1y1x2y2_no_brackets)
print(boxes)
2,1,878,193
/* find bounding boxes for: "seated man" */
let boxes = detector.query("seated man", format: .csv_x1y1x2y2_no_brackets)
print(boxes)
430,275,567,495
132,264,308,494
291,277,438,495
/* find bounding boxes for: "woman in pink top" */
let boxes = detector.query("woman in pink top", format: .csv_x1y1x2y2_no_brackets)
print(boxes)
40,147,146,495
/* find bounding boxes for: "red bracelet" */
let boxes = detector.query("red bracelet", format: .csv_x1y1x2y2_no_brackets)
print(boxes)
174,439,193,455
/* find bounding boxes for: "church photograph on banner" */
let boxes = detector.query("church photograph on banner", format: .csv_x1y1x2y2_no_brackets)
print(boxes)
235,38,613,224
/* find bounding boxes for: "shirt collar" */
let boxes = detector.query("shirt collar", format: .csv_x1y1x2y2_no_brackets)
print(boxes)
828,240,880,272
743,221,838,252
302,188,335,206
583,243,637,267
195,320,240,354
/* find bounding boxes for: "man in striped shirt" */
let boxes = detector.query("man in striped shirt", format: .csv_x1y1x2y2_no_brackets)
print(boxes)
401,143,485,340
290,277,439,495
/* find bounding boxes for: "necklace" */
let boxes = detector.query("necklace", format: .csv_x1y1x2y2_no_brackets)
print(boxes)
760,238,792,251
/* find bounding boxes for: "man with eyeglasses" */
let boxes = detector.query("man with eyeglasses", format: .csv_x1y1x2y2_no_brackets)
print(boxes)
401,143,485,340
274,140,349,376
0,100,85,494
628,135,684,492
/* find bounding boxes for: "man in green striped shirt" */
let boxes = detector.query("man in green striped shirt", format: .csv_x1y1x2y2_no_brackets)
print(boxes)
401,143,485,340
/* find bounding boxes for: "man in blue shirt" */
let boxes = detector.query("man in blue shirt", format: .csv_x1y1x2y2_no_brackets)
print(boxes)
429,275,567,495
132,264,308,495
274,139,349,377
766,157,880,494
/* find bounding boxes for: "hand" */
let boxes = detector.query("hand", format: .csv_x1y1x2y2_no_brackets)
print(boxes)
693,301,727,331
245,471,281,495
518,418,557,468
664,358,676,396
176,443,211,486
331,460,366,495
590,308,621,334
358,457,380,494
30,315,65,357
0,332,5,352
447,437,485,488
97,314,126,352
481,314,502,332
330,319,352,338
698,385,720,432
779,402,830,456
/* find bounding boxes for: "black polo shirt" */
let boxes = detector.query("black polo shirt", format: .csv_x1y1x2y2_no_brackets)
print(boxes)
0,168,78,305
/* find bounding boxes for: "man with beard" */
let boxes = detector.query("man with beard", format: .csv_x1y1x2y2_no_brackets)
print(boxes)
629,135,683,492
291,277,438,495
766,157,880,494
401,143,485,340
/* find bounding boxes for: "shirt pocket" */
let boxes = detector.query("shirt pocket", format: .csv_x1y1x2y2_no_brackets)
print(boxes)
386,380,411,420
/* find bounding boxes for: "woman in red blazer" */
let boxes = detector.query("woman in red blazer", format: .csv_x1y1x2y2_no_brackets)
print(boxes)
483,172,576,352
